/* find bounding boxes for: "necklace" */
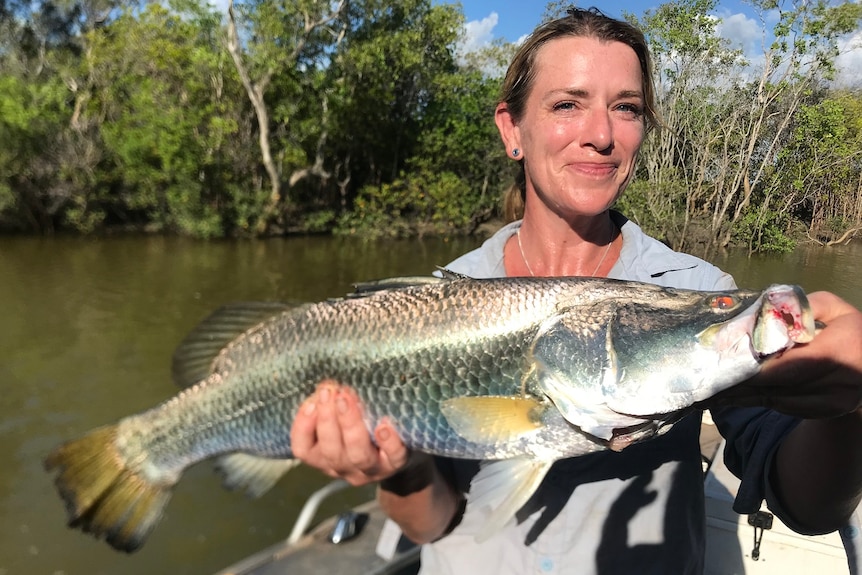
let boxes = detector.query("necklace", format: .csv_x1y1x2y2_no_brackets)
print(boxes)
517,227,613,277
516,229,538,276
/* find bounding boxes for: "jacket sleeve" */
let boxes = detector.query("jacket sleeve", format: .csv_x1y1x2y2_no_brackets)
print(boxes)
710,406,820,533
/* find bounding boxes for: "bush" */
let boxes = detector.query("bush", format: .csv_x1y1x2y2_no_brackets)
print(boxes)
335,170,482,237
733,209,796,254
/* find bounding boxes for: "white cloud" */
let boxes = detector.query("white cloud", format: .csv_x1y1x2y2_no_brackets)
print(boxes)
209,0,230,14
836,29,862,87
460,12,499,54
715,11,762,57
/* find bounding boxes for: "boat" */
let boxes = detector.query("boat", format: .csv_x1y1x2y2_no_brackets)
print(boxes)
214,480,419,575
217,418,857,574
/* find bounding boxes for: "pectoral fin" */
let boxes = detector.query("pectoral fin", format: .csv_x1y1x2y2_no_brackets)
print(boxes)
467,458,554,542
440,396,545,445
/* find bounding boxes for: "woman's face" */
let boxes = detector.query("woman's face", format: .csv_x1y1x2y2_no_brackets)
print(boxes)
499,36,646,220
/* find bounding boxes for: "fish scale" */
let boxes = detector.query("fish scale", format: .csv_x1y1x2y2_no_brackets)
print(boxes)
197,279,564,457
44,275,815,552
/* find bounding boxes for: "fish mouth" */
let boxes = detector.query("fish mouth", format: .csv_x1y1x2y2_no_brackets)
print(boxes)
601,284,816,420
751,284,815,357
700,284,815,361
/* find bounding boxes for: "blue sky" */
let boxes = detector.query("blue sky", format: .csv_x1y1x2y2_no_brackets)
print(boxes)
457,1,754,43
455,1,862,84
455,1,769,63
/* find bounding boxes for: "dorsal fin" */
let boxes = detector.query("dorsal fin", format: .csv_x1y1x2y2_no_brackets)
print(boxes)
171,302,297,388
348,275,448,297
435,267,471,280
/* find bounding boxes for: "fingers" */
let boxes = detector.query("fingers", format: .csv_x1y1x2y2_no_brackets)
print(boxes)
289,381,410,486
337,387,378,467
313,384,351,464
290,394,319,461
807,291,857,324
375,418,410,471
711,292,862,418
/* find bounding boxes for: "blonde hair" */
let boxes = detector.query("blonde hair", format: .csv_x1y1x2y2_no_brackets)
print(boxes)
501,7,659,221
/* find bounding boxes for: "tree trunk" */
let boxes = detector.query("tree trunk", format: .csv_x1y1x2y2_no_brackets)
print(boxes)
226,0,280,233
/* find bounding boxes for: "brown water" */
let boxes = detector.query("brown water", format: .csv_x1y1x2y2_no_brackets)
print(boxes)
1,235,860,575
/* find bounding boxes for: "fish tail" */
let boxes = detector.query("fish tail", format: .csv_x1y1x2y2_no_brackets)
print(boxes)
44,425,172,553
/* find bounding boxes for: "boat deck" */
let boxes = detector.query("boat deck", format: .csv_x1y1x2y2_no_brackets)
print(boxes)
215,500,419,575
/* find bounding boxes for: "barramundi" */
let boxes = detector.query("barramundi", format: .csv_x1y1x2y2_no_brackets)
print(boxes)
44,274,815,552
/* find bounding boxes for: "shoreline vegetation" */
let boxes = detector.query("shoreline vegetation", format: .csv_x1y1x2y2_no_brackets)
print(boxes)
2,0,862,254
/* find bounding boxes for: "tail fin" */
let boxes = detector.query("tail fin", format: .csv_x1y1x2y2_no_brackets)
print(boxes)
44,425,172,553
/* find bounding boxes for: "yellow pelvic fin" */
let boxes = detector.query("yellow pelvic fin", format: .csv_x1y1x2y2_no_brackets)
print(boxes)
440,396,544,445
44,424,172,553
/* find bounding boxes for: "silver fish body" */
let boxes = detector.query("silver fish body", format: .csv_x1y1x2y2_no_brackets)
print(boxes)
45,275,815,551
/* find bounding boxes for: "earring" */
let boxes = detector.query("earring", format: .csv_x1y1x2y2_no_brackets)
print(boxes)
512,148,521,158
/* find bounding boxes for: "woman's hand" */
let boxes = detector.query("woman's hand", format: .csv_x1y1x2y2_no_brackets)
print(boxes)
290,381,412,486
706,291,862,533
712,291,862,419
290,381,457,542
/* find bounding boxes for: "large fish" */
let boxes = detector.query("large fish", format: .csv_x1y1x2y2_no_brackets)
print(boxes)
45,274,815,552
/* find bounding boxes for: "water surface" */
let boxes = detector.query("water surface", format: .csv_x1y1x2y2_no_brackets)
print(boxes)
1,235,859,575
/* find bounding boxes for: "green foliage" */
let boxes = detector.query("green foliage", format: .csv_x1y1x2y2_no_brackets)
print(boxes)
336,170,478,237
408,68,506,221
332,48,507,238
2,0,861,253
629,0,862,254
732,208,796,254
615,179,670,236
325,0,464,184
87,2,243,236
301,210,337,233
0,67,74,231
637,0,723,62
0,183,15,216
771,91,862,240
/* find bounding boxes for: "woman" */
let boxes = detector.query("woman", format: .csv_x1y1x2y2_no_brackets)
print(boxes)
290,8,862,574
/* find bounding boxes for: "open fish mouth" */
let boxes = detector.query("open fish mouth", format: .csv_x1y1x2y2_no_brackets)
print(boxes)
696,284,814,360
752,284,815,356
700,284,815,362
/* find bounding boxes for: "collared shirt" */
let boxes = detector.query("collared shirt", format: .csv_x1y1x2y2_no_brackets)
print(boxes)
419,213,857,574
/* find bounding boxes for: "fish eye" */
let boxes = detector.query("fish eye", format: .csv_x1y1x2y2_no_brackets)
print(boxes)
709,295,738,310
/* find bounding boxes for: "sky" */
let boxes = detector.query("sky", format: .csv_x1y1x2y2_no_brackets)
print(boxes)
457,1,757,47
456,1,862,85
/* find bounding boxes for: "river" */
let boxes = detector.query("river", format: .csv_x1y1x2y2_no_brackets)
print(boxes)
1,234,860,575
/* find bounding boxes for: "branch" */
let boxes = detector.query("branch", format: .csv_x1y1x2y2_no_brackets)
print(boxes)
288,0,349,62
827,227,861,247
227,0,280,217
